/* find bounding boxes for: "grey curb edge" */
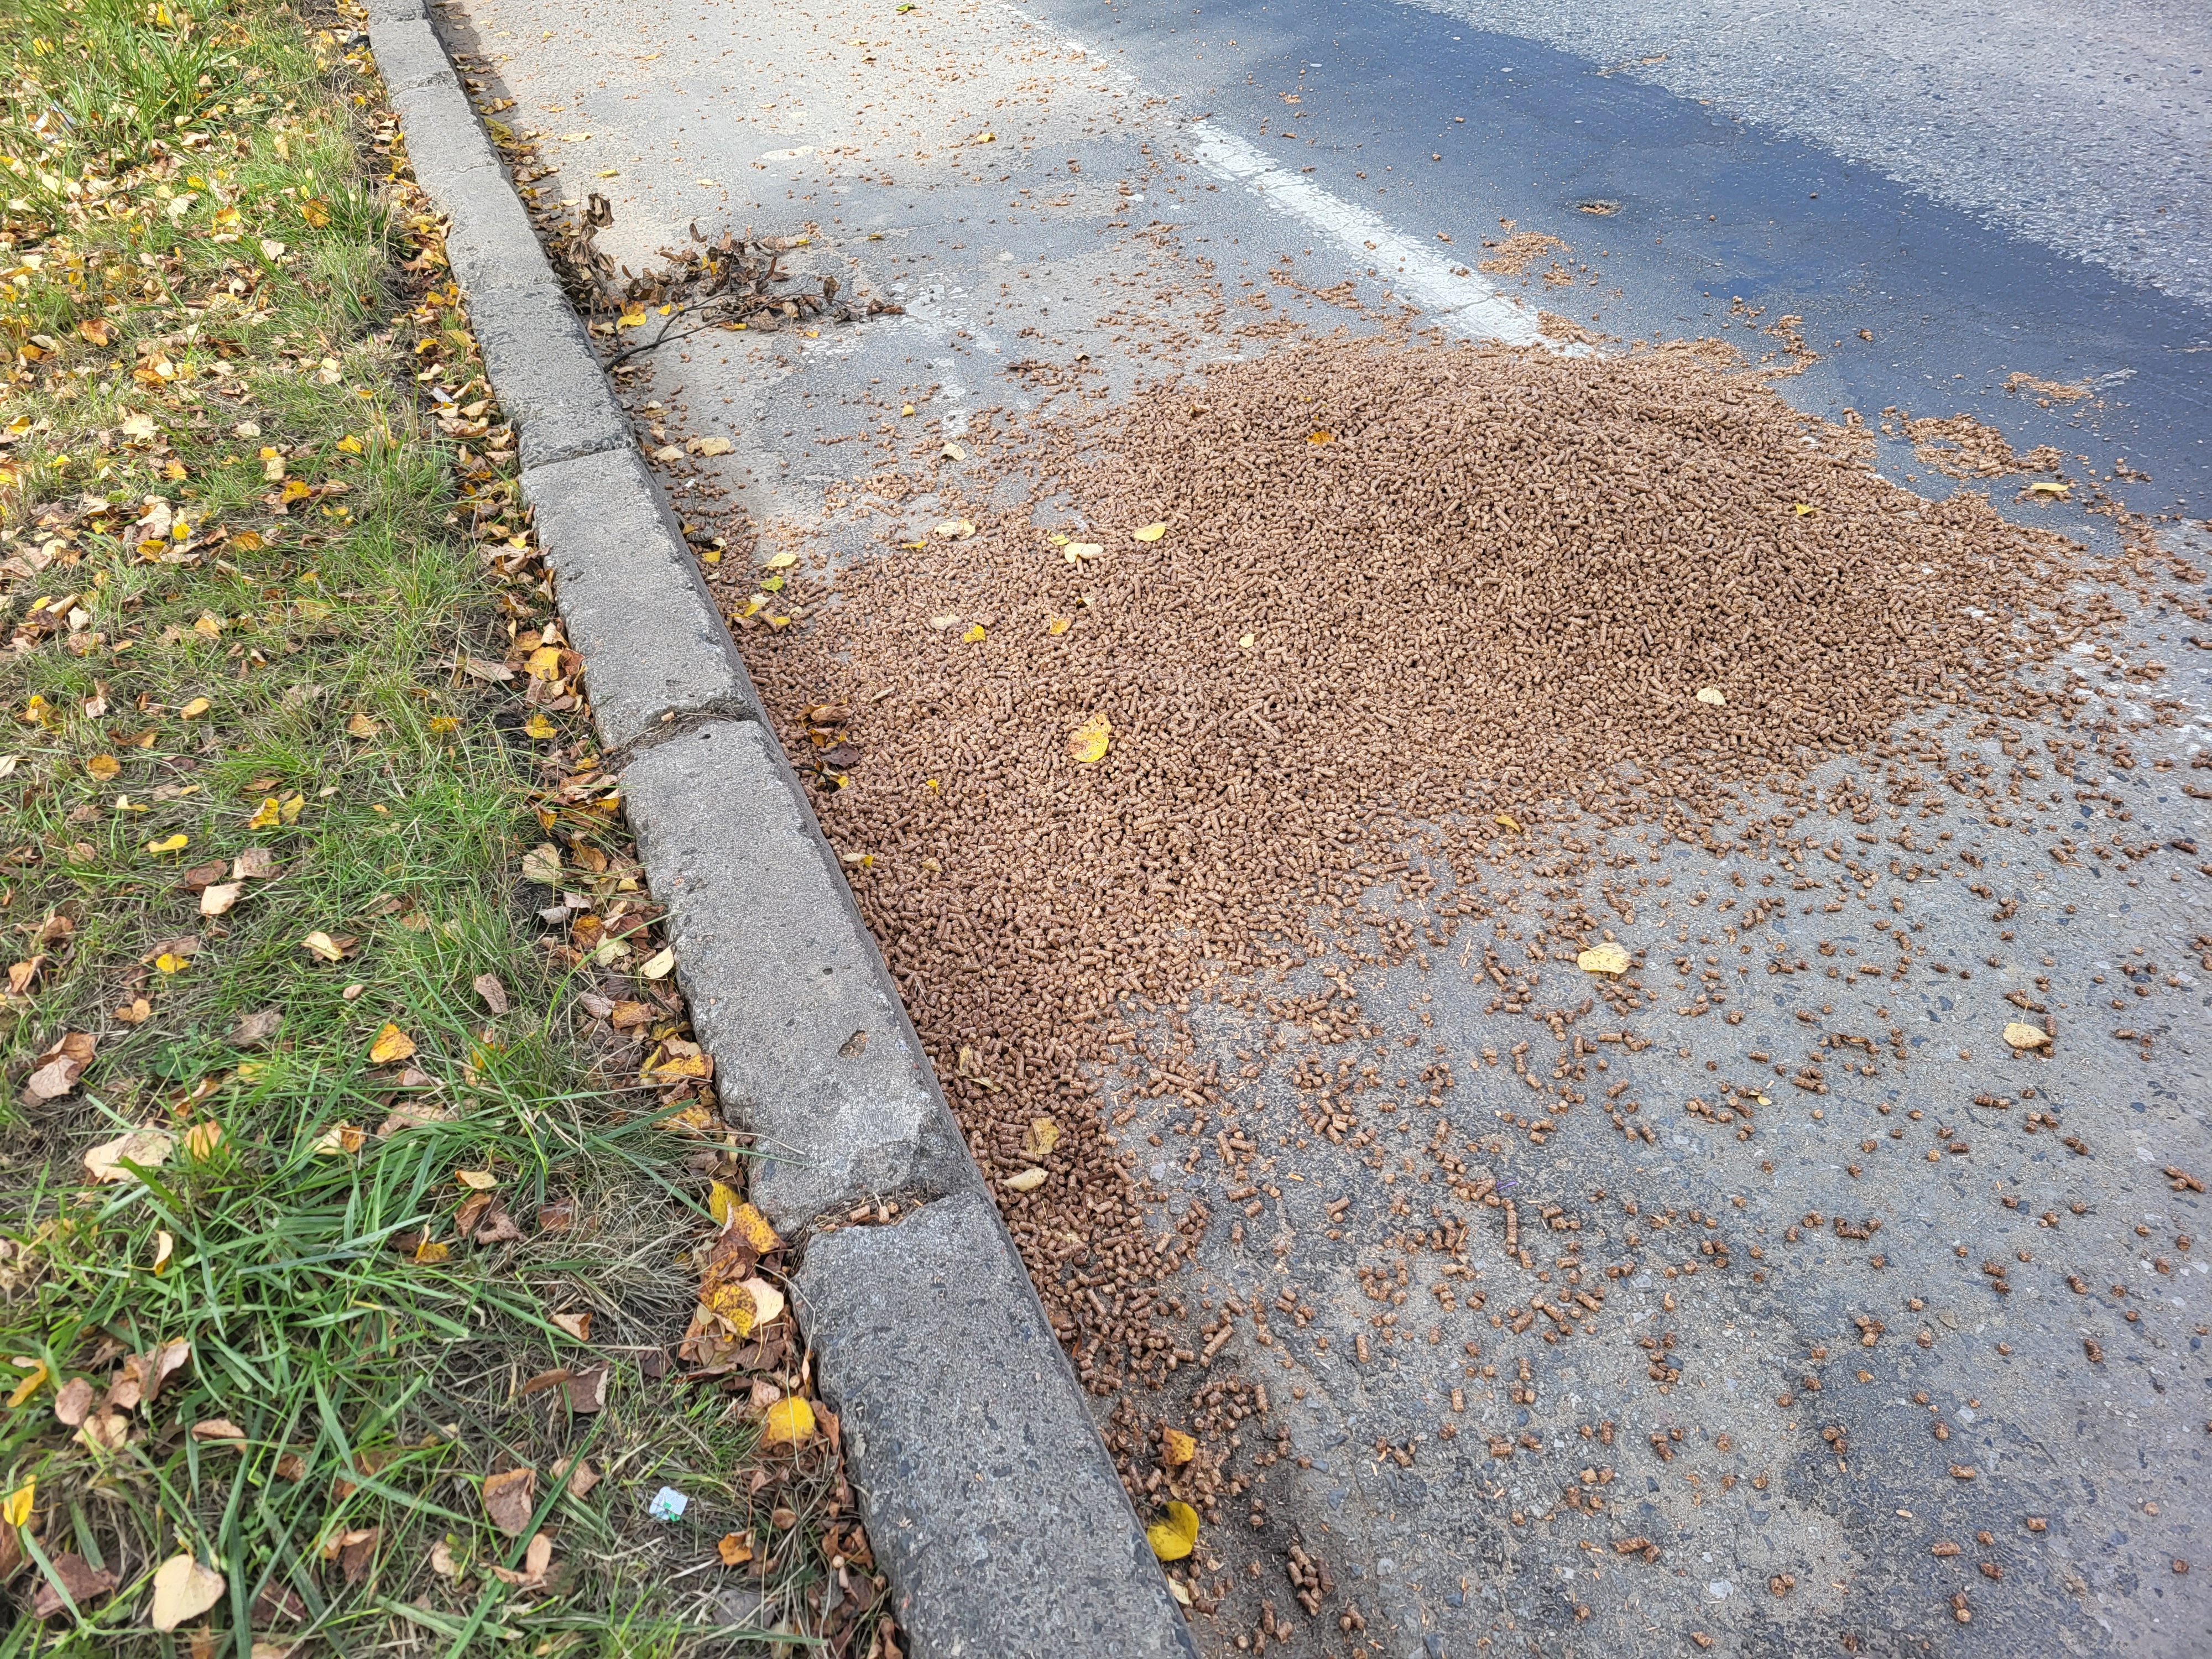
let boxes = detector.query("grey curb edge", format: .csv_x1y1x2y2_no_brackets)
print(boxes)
366,15,1194,1653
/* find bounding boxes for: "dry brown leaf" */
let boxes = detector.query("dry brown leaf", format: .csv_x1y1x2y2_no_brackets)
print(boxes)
717,1533,754,1566
232,846,281,880
482,1465,537,1536
472,973,510,1014
190,1418,248,1443
72,1409,129,1454
555,1454,601,1498
562,1365,609,1413
84,1127,173,1184
230,1008,283,1047
490,1531,554,1588
24,1031,97,1105
30,1551,115,1619
52,1376,93,1428
2002,1022,2052,1051
551,1310,592,1342
147,1339,191,1404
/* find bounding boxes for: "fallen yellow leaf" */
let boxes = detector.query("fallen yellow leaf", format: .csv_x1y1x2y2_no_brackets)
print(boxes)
1046,615,1072,635
1021,1115,1061,1158
940,441,966,461
152,1229,174,1275
179,697,211,719
1162,1428,1196,1466
935,519,976,540
5,1362,47,1409
759,1396,815,1449
1067,712,1112,765
1,1480,32,1526
1791,502,1820,518
247,796,283,829
717,1533,754,1566
765,551,799,570
184,1121,223,1160
346,711,380,738
703,1279,759,1337
1146,1500,1198,1561
146,833,189,854
369,1024,417,1065
86,754,119,781
708,1180,741,1226
2025,480,2070,498
727,1202,781,1255
961,623,987,643
1695,686,1726,706
522,712,556,739
2002,1022,2051,1051
1063,541,1103,564
1493,813,1523,834
1131,521,1167,542
1307,430,1334,445
1576,943,1630,975
456,1169,498,1191
1004,1167,1046,1192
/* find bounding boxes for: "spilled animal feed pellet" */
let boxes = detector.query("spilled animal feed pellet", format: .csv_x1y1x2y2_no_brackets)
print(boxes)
738,335,2101,1392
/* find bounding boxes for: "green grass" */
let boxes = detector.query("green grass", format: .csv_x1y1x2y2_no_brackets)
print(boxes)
0,0,883,1651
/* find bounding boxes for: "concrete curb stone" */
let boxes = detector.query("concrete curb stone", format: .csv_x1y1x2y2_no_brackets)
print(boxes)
620,720,978,1231
364,19,455,96
796,1191,1198,1659
520,447,760,751
369,14,1196,1649
457,284,633,472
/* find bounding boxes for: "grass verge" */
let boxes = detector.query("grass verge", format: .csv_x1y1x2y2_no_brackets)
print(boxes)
0,0,889,1651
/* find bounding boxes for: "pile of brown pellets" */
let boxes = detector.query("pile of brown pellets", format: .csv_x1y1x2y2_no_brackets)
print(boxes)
740,336,2099,1389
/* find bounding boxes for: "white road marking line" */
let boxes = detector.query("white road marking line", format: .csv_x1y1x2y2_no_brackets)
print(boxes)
1184,123,1546,347
1043,20,1550,347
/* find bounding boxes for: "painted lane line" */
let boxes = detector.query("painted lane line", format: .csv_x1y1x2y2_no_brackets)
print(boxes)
1183,123,1546,346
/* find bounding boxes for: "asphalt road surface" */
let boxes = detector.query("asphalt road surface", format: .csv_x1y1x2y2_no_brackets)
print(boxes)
420,0,2211,1652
